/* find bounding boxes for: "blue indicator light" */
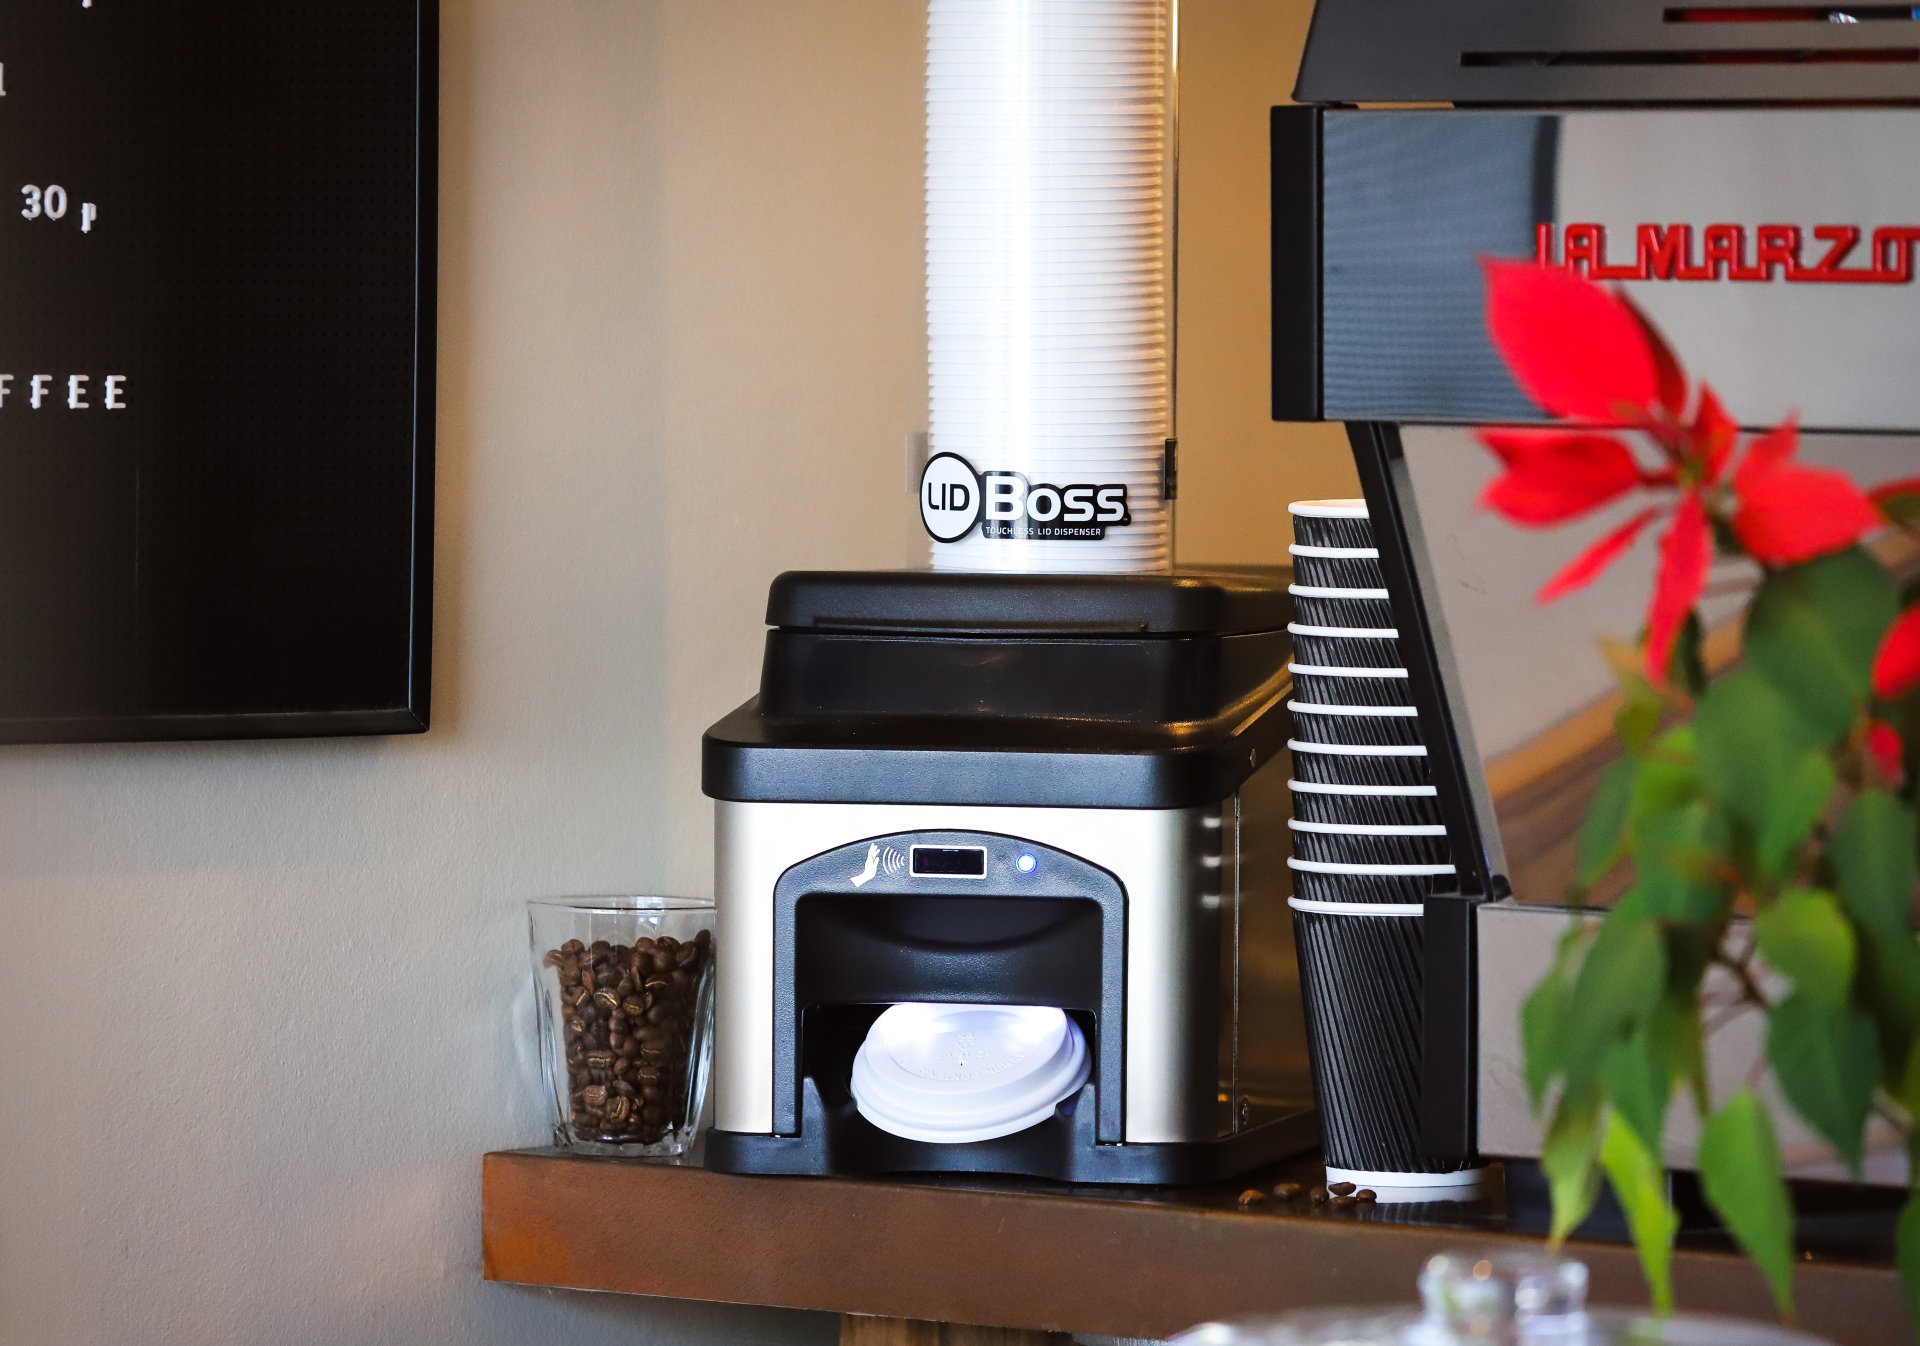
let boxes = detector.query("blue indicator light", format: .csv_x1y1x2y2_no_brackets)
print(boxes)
1016,853,1038,874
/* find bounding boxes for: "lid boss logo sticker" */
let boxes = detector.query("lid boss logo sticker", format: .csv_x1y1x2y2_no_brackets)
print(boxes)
920,451,1131,544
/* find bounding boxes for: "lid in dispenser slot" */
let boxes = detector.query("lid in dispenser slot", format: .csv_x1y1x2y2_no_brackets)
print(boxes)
850,1003,1091,1144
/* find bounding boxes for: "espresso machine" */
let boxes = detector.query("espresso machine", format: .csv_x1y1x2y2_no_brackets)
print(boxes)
701,569,1317,1182
1276,0,1920,1185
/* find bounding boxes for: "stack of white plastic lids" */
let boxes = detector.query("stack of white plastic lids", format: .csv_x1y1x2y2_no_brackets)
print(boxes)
925,0,1172,574
851,1002,1091,1143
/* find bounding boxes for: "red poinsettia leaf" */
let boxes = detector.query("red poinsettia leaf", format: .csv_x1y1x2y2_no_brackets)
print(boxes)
1865,721,1907,786
1644,491,1711,685
1536,507,1664,604
1477,430,1645,526
1732,463,1879,565
1482,258,1661,424
1689,384,1739,483
1622,293,1689,421
1868,475,1920,525
1732,414,1799,496
1872,603,1920,702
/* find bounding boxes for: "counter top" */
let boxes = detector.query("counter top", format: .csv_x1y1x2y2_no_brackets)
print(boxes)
481,1149,1903,1343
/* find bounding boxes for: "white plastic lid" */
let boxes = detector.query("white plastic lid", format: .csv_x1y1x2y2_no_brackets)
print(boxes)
850,1003,1091,1144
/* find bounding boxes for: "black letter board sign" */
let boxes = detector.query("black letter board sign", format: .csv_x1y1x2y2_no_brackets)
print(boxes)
0,2,435,742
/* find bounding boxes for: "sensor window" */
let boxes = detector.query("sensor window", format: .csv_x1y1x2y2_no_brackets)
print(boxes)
909,845,988,878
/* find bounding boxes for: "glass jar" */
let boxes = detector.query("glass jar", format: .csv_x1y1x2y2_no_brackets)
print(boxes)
528,896,716,1156
1171,1252,1832,1346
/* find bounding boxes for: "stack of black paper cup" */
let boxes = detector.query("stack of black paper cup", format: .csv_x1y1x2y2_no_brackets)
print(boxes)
1285,499,1487,1200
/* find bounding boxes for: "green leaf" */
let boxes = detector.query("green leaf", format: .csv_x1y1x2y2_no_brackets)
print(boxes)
1670,610,1709,700
1833,792,1920,1061
1753,890,1856,1005
1760,752,1837,882
1523,927,1588,1111
1616,678,1666,757
1744,548,1900,745
1898,1189,1920,1334
1633,803,1732,924
1766,992,1878,1174
1576,758,1641,890
1600,1108,1680,1313
1561,909,1669,1088
1627,731,1703,842
1831,790,1919,945
1656,992,1712,1120
1698,1090,1798,1317
1541,1086,1606,1245
1694,670,1834,881
1604,1024,1672,1154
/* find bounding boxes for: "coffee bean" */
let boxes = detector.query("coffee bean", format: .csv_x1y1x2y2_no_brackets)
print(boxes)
1355,1189,1378,1203
1310,1186,1328,1204
1271,1182,1303,1201
1328,1181,1356,1196
1236,1189,1267,1208
545,927,713,1148
1330,1195,1357,1210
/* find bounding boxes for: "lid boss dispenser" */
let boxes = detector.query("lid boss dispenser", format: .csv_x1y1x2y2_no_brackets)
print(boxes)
701,570,1318,1182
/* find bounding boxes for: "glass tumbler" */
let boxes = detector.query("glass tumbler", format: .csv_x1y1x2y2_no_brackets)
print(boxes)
528,896,716,1156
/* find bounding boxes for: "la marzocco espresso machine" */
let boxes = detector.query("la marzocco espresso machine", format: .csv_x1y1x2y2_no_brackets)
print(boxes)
1278,0,1920,1191
701,570,1317,1182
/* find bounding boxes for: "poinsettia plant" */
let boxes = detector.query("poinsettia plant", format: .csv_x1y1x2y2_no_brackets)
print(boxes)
1478,259,1920,1326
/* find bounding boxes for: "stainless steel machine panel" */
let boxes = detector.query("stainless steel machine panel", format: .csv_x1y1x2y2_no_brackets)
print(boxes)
1318,109,1920,431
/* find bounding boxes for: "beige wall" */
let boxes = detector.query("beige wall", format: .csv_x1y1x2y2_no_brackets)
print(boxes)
1176,0,1357,564
0,4,1332,1345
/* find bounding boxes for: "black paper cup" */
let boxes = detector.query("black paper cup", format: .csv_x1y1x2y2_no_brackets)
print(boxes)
1288,546,1385,592
1289,626,1403,669
1288,704,1425,748
1291,904,1483,1183
1289,822,1452,867
1288,859,1452,905
1290,741,1433,788
1289,666,1413,708
1289,500,1374,551
1291,591,1397,631
1289,781,1445,828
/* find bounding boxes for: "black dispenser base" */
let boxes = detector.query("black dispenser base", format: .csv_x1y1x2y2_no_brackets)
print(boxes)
705,1078,1319,1186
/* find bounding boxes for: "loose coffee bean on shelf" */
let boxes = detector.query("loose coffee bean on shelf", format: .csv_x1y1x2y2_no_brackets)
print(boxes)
1310,1186,1329,1204
1355,1189,1378,1203
1330,1194,1358,1210
1271,1182,1303,1201
1328,1181,1356,1196
544,927,713,1145
1236,1189,1267,1208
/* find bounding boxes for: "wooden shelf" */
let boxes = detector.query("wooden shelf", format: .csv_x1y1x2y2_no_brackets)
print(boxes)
482,1150,1903,1343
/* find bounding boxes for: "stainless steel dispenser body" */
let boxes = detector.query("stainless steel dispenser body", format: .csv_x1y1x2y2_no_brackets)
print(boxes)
701,569,1316,1182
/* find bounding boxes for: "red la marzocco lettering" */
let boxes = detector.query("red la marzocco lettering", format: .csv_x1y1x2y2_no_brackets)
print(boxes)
1535,222,1920,285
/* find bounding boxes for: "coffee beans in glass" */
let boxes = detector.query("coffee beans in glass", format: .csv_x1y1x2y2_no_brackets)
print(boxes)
529,896,716,1156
